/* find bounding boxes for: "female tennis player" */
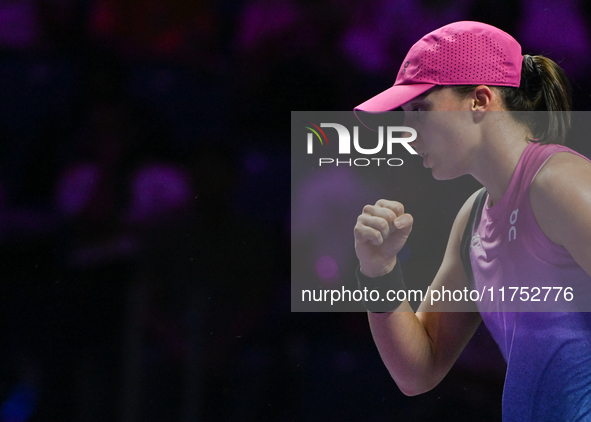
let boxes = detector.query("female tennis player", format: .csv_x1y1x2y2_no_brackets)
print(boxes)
353,21,591,421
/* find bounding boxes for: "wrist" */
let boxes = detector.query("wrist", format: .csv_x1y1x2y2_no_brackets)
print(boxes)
356,259,406,313
360,258,397,278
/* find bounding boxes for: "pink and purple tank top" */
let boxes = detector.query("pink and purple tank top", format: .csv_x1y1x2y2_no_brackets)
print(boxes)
468,141,591,421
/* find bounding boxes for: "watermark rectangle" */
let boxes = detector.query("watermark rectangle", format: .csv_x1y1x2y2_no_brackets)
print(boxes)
291,111,591,312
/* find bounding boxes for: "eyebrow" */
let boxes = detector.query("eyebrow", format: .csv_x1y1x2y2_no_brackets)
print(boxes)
402,95,428,109
401,90,433,110
412,92,431,102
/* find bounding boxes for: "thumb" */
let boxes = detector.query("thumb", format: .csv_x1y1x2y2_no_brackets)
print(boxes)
393,213,413,236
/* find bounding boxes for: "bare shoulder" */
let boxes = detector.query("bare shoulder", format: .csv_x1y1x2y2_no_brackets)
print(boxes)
530,151,591,270
532,150,591,187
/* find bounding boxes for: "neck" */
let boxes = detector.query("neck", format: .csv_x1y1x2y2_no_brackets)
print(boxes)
469,126,531,206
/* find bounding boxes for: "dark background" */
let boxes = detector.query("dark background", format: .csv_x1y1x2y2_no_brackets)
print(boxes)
1,0,590,421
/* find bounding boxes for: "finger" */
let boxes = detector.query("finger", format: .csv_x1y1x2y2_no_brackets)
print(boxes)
362,205,398,233
357,214,390,240
354,222,384,245
375,199,404,217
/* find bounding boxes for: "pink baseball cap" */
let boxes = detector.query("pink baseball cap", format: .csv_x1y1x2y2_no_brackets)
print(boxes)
355,21,523,112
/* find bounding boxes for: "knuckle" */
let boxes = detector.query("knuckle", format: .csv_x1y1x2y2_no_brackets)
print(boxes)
385,208,397,221
374,233,384,244
353,224,362,236
357,214,370,227
363,228,380,242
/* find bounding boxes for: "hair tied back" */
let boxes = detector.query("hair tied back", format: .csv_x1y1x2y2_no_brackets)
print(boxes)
521,54,541,96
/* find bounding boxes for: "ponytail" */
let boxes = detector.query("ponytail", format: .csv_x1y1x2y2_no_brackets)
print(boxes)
454,55,572,144
502,55,572,144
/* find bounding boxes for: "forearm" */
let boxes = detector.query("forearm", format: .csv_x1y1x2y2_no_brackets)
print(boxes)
368,305,438,396
368,306,481,396
356,195,481,395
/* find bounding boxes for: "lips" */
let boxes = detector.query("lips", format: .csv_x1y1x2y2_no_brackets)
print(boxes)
417,151,429,167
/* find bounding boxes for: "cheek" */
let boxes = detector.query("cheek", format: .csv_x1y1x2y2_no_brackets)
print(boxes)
420,125,449,148
415,114,468,150
435,121,467,147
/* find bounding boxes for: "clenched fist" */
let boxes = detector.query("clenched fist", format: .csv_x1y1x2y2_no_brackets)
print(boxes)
354,200,413,278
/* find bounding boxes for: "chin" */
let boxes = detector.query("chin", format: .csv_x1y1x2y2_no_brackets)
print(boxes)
431,167,462,181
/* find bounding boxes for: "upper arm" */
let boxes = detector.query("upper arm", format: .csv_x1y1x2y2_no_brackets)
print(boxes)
530,152,591,277
417,188,483,313
414,190,483,384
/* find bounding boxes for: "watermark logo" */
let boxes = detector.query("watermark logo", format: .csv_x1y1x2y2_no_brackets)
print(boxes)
303,122,329,153
304,123,418,167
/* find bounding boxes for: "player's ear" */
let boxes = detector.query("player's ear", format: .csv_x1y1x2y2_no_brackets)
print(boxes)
471,85,494,110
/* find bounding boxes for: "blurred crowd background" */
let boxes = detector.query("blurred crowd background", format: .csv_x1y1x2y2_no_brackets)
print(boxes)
1,0,591,421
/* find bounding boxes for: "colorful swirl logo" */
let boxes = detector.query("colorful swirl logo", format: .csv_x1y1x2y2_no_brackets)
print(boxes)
303,121,328,145
303,121,328,154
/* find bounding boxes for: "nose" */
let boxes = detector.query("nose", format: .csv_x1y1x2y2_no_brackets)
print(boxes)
405,129,421,154
402,128,416,142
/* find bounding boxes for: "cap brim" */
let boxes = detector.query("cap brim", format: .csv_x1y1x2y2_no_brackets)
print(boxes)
354,83,436,112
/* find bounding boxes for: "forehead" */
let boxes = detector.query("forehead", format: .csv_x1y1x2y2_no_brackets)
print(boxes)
415,87,439,100
401,86,456,107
